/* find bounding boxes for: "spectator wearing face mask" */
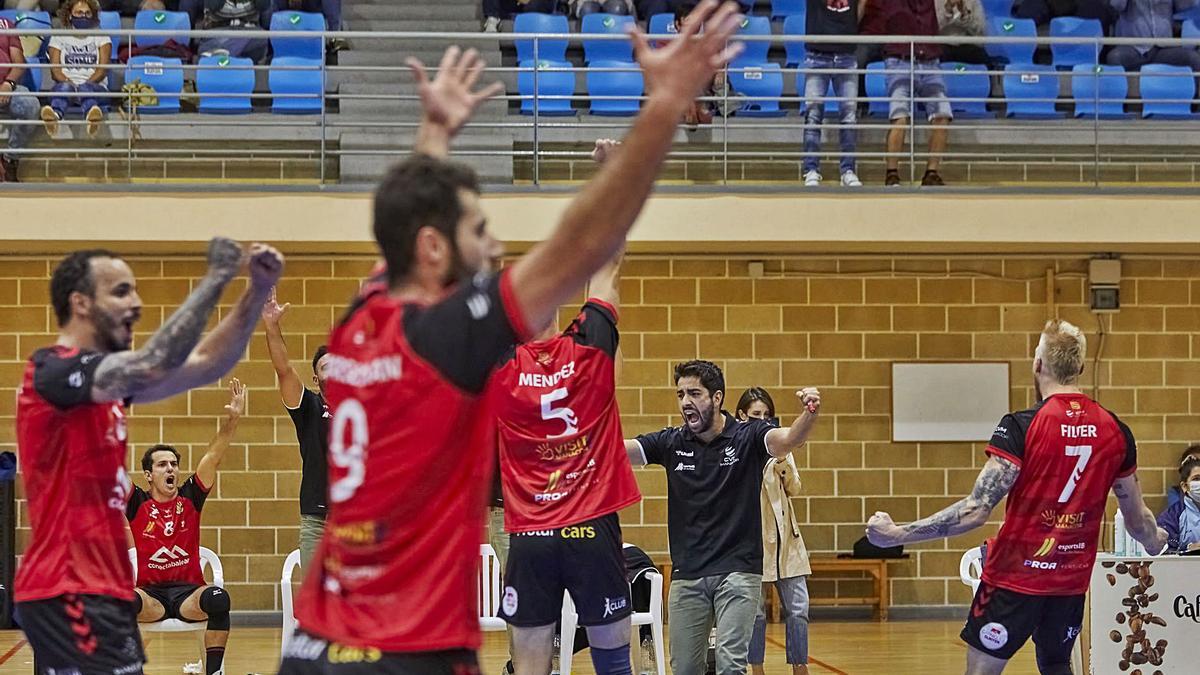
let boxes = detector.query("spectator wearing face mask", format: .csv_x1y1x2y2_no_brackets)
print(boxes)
43,0,110,138
1157,457,1200,554
736,387,813,675
1167,445,1200,508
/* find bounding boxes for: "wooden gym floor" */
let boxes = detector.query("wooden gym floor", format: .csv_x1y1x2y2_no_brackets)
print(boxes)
0,620,1044,674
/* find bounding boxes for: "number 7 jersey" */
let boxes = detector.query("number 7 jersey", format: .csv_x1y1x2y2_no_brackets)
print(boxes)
490,299,641,533
982,393,1137,595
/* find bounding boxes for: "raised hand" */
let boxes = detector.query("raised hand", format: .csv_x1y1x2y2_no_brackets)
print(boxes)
631,0,745,111
225,377,246,419
206,237,244,283
262,286,290,326
797,387,820,414
866,511,901,547
407,46,505,141
247,243,285,289
591,138,621,164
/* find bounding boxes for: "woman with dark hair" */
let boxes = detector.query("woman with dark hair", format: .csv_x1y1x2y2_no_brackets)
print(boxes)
42,0,110,137
736,387,812,675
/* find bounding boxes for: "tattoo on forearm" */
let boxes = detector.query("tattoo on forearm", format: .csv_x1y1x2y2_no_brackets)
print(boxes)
897,457,1020,544
93,275,228,397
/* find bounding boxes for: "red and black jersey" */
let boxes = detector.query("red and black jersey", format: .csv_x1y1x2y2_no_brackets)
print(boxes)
14,346,134,603
295,270,531,654
982,393,1137,596
491,299,641,532
126,475,210,587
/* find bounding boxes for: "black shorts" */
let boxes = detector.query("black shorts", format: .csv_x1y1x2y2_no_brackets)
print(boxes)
140,583,203,622
500,513,631,628
961,582,1084,664
15,594,145,675
277,630,480,675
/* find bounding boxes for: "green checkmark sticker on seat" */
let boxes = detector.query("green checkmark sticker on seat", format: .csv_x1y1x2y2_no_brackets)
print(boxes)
1002,21,1014,31
155,12,166,23
290,13,302,24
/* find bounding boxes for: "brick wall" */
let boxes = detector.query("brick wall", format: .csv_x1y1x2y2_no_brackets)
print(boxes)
2,254,1195,611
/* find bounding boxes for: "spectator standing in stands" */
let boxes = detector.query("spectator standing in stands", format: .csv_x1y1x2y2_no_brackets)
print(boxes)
0,16,38,182
1105,0,1200,73
42,0,111,138
880,0,952,187
937,0,989,64
800,0,864,188
482,0,560,32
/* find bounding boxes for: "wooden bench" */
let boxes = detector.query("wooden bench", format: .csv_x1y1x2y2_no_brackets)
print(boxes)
764,556,906,622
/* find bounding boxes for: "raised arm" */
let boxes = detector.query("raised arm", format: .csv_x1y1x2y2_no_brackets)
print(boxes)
91,237,244,403
194,378,245,489
128,244,284,404
261,287,305,408
506,0,745,331
866,455,1020,547
407,47,504,159
1113,473,1169,555
765,388,821,459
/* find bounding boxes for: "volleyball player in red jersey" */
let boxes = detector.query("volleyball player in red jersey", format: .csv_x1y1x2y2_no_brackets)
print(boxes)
14,239,283,674
491,247,642,675
280,4,749,673
867,320,1167,675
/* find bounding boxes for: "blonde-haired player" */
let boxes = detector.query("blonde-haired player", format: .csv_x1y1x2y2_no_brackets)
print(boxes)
867,320,1166,675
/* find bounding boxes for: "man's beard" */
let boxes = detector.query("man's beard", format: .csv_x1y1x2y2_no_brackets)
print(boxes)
440,243,475,289
685,402,718,433
91,305,131,352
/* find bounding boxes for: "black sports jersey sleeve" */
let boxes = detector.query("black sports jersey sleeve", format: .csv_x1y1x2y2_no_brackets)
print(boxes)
987,412,1030,464
126,485,150,521
32,348,106,409
743,418,774,463
179,475,210,512
1110,413,1138,476
564,300,619,358
404,271,531,395
635,429,674,466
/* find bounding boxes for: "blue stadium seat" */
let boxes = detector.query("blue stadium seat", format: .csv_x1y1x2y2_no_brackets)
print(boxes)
728,61,785,117
126,55,184,113
269,56,324,114
270,11,324,61
980,0,1014,17
735,15,772,64
25,55,43,92
648,13,676,38
865,61,888,117
133,10,190,49
1139,64,1196,119
986,17,1036,65
1049,17,1102,69
771,0,805,20
197,54,254,114
1071,64,1128,118
587,59,642,116
0,9,50,29
1003,64,1062,118
517,59,576,116
942,62,992,118
1175,6,1200,24
99,11,122,54
1182,19,1200,40
781,14,806,67
581,14,635,64
514,12,568,63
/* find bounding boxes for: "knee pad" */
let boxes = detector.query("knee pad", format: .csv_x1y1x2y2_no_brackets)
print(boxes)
199,586,231,631
588,644,632,675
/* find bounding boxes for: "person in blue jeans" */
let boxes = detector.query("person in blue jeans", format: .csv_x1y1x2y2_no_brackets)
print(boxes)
801,0,863,187
43,0,111,138
1,16,39,181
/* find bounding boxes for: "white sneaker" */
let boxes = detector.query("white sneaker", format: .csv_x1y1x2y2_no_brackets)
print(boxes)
483,16,500,32
840,170,862,187
803,170,822,187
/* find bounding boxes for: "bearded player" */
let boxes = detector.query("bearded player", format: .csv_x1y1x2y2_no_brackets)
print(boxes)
867,320,1168,675
280,4,747,673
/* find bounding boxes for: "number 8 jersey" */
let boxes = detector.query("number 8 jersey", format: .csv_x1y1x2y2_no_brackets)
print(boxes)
490,299,641,533
982,393,1137,595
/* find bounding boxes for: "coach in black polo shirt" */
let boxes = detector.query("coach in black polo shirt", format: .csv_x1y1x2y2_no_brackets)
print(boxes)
625,360,820,675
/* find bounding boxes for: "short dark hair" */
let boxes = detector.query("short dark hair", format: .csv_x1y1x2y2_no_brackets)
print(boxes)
372,155,480,285
312,345,328,374
675,1,698,22
674,360,725,398
141,444,181,472
1180,444,1200,466
50,249,121,327
736,387,775,418
1180,457,1200,483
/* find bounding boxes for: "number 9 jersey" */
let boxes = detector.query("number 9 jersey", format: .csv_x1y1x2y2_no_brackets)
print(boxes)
490,299,641,533
981,393,1137,596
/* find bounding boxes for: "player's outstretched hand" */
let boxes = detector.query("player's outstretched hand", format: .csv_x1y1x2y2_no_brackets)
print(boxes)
631,0,745,111
1150,526,1169,555
262,286,290,326
247,243,285,289
592,138,620,164
225,377,246,419
207,237,244,283
407,46,505,140
866,511,901,548
797,387,820,415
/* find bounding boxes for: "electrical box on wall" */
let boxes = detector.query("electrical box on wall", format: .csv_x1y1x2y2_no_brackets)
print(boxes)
1089,258,1121,313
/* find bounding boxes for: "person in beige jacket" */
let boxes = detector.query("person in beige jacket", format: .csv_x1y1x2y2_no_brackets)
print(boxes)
736,387,812,675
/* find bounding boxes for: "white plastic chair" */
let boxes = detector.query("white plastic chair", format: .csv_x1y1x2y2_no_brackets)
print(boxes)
479,544,508,632
128,546,224,674
279,549,302,658
559,569,666,675
959,546,983,595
